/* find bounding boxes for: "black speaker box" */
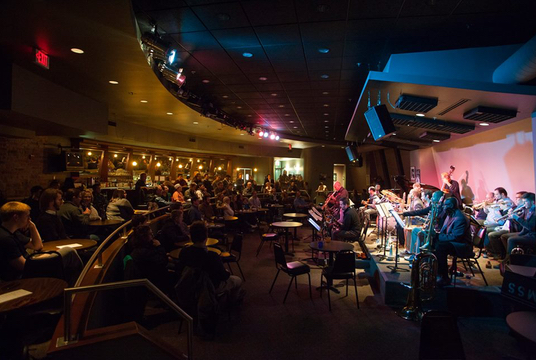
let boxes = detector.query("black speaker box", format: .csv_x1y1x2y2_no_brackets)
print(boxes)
364,104,396,141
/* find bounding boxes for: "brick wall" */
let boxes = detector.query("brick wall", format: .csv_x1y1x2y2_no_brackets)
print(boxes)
0,135,71,200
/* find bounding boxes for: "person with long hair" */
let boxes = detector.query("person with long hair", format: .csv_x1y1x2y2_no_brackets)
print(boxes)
106,189,134,221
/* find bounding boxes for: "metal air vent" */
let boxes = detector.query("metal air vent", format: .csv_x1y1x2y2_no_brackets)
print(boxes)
389,113,474,134
437,98,471,116
395,94,438,113
463,106,517,123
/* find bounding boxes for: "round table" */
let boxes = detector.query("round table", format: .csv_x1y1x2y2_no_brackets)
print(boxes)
89,219,123,227
184,238,219,247
272,221,303,256
168,244,221,259
224,216,238,221
309,241,354,293
283,213,308,219
0,278,67,314
506,311,536,346
41,239,97,252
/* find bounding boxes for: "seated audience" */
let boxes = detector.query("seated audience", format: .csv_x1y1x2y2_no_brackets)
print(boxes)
0,202,82,286
107,189,134,221
242,182,254,197
189,196,203,223
293,191,311,213
36,188,68,241
158,210,190,252
249,191,261,209
92,183,108,219
177,221,243,304
172,185,185,203
58,188,92,238
154,185,172,208
23,185,43,222
219,196,234,217
200,197,215,220
184,183,197,201
81,190,101,220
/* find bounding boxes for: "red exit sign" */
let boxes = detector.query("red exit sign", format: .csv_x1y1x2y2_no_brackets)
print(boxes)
34,49,49,69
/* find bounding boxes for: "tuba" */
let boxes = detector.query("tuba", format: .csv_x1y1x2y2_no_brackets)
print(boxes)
398,199,440,321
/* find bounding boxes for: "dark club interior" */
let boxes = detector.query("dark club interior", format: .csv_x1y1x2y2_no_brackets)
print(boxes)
1,0,536,359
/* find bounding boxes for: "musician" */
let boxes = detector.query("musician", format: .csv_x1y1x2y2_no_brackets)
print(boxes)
505,192,536,260
484,187,514,229
332,198,360,241
474,192,495,224
434,197,472,286
441,172,463,209
323,181,348,214
359,186,380,221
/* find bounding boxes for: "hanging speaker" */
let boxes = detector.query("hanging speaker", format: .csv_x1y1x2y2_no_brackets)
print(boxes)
364,104,396,141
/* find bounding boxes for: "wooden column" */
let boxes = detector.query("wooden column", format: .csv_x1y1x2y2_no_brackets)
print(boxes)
99,145,109,183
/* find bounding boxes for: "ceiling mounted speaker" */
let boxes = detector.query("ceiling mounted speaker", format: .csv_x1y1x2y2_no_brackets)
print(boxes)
395,94,438,113
364,104,396,141
463,106,517,123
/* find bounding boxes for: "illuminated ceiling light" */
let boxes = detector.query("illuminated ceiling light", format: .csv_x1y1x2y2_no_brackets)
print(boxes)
247,114,252,117
87,151,92,156
222,95,229,99
193,121,199,125
259,77,267,81
237,106,242,109
242,52,253,58
258,131,264,137
270,134,275,140
142,155,146,159
293,126,298,129
323,113,329,116
176,158,179,161
263,132,269,138
70,48,84,54
323,104,329,107
199,165,203,170
109,80,119,85
289,120,294,123
202,79,210,83
236,168,240,171
156,162,161,167
393,133,397,136
479,122,490,126
197,159,200,163
318,48,330,54
275,135,280,140
254,168,258,172
271,93,277,97
320,74,329,79
169,157,172,161
416,113,425,117
433,139,441,143
140,100,148,103
324,120,329,123
324,126,329,128
322,91,329,95
278,105,285,108
166,112,173,115
284,114,290,116
178,164,183,168
132,161,138,166
114,154,118,158
218,167,222,171
190,158,193,161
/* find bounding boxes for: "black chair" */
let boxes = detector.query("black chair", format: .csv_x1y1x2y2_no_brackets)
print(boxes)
221,233,246,281
269,243,312,303
419,311,465,360
320,250,359,311
450,224,488,286
256,223,279,257
22,251,65,281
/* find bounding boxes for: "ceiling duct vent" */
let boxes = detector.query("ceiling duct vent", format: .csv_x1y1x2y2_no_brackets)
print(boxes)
389,113,474,134
419,131,451,141
395,94,438,113
463,106,517,123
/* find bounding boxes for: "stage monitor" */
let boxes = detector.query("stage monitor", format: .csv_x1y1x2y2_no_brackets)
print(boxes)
364,104,396,141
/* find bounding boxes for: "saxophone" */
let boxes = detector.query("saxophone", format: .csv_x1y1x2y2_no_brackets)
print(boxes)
398,202,439,321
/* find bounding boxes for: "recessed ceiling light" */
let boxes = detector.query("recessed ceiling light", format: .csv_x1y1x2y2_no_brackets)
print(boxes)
293,126,298,128
324,120,329,123
284,114,290,116
320,74,329,79
321,145,325,147
433,139,440,143
247,114,252,117
278,105,285,108
217,13,230,21
271,93,277,96
318,48,330,54
242,52,253,58
323,113,329,116
237,106,242,109
259,77,267,81
202,79,210,83
289,121,294,123
71,48,84,54
416,113,425,117
222,95,229,99
479,122,490,126
393,133,397,135
166,112,173,115
324,126,329,128
193,121,199,125
109,80,119,85
322,91,329,95
323,104,329,107
140,100,148,103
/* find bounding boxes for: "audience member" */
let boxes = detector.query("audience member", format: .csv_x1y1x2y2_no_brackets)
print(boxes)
58,188,92,238
81,190,101,220
106,189,134,221
23,185,43,222
36,188,68,241
92,183,108,219
158,210,190,252
189,196,203,223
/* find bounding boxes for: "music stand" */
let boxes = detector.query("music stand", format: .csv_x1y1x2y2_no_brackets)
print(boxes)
378,203,394,259
375,203,387,258
387,209,409,273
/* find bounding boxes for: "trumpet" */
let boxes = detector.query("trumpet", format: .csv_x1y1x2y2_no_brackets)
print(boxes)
495,205,525,222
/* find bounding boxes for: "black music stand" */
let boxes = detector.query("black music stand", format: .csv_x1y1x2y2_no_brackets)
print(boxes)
376,203,388,259
387,209,409,273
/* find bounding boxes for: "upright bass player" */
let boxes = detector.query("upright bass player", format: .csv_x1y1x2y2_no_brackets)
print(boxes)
322,181,348,219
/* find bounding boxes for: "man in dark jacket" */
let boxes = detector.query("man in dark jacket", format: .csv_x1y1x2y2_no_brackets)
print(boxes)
434,197,471,286
58,188,92,239
36,188,68,241
333,197,360,241
158,210,189,252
